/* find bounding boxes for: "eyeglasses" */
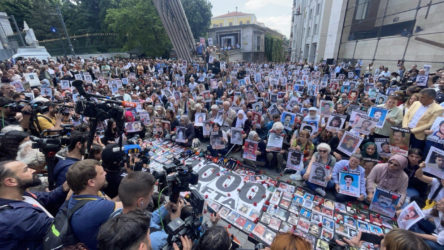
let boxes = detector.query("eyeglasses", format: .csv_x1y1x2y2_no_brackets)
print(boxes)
318,150,328,153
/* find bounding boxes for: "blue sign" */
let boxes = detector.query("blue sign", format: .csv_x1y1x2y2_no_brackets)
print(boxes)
50,26,57,33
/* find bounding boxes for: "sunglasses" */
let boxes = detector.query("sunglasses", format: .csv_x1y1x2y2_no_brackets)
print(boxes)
318,150,328,153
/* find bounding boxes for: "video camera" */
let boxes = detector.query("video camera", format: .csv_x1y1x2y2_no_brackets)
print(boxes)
123,136,150,172
165,189,204,249
152,163,199,204
30,124,73,190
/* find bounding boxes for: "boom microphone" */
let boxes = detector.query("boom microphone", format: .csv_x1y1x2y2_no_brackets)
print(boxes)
72,80,88,97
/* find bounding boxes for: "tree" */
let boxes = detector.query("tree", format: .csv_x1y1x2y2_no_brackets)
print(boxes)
105,0,171,57
181,0,212,39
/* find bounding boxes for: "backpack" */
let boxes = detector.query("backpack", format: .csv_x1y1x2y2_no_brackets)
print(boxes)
43,199,94,250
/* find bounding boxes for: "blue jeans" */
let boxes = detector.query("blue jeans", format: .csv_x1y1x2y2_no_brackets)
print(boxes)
300,169,335,191
409,224,444,250
407,188,420,198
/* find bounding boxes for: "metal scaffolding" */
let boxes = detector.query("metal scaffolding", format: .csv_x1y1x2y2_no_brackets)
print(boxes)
152,0,196,62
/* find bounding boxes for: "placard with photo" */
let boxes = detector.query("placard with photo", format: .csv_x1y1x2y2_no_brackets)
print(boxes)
389,127,410,156
60,80,71,90
243,139,258,161
41,87,53,98
426,117,444,144
266,132,284,152
162,120,171,133
230,127,243,145
210,134,225,150
369,187,401,218
351,113,378,135
194,113,206,126
202,90,211,103
397,201,424,229
252,102,263,114
308,162,331,187
337,131,363,156
286,149,303,171
267,103,281,116
139,111,150,126
251,112,262,128
24,73,40,87
375,138,391,158
281,111,296,130
423,146,444,179
326,114,346,132
270,93,278,103
319,100,334,117
11,81,24,92
125,121,143,133
375,93,388,105
175,126,187,143
368,106,388,128
338,171,361,198
299,122,317,136
203,121,212,136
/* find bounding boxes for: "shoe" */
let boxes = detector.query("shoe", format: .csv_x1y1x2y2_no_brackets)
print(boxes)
315,188,326,197
290,173,303,181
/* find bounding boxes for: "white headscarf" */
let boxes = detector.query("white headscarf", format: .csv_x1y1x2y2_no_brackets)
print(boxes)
235,110,247,128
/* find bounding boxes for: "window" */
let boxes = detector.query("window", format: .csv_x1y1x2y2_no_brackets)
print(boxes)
309,9,313,19
239,21,243,25
355,0,368,20
257,36,261,51
314,24,318,35
307,27,310,37
229,22,233,26
316,3,320,15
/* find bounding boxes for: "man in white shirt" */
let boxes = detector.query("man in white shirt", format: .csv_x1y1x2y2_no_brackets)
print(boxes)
403,89,444,152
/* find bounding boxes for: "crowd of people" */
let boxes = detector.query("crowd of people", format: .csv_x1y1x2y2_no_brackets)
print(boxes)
0,55,443,249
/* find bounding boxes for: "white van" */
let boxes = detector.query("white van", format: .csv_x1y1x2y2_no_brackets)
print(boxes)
12,46,51,61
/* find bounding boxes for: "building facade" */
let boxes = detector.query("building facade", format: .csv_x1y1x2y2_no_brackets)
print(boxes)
208,11,284,62
290,0,346,63
211,11,257,28
337,0,444,70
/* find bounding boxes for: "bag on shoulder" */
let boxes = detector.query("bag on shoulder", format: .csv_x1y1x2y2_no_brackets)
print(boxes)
43,199,93,250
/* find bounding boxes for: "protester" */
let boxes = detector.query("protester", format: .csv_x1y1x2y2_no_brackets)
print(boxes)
366,154,409,207
402,88,444,151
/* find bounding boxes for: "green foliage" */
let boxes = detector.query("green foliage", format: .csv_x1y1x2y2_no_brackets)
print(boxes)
265,34,285,62
105,0,171,57
181,0,212,39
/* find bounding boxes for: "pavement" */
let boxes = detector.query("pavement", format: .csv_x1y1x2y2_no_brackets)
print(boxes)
194,142,337,248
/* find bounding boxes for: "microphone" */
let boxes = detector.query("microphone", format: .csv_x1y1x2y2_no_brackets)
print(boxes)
72,80,88,97
121,101,137,108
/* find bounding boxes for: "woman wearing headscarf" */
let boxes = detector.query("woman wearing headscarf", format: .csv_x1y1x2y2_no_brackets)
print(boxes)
231,109,251,136
366,154,409,208
266,122,288,172
242,130,266,167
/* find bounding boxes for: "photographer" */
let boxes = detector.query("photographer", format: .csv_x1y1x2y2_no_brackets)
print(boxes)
53,130,88,187
0,160,69,249
34,102,64,133
0,97,31,131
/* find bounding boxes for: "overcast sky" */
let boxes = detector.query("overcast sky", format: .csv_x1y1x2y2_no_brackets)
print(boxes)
208,0,292,38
